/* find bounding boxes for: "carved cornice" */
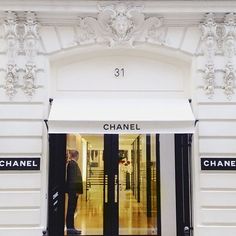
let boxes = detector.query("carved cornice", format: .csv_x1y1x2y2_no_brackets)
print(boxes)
1,1,236,16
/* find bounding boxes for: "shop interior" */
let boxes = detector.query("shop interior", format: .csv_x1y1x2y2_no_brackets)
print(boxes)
65,134,159,235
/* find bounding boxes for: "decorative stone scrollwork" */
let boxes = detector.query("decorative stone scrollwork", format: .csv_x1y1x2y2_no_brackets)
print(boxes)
3,11,40,100
23,12,39,63
77,17,96,44
203,63,215,98
98,3,139,43
22,12,39,99
4,11,19,63
222,13,236,99
222,13,236,60
22,63,37,98
200,13,218,62
200,13,219,98
4,11,19,99
76,3,164,47
4,64,19,99
223,63,235,99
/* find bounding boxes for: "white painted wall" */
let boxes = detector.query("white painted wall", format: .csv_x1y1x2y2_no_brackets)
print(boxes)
160,134,177,236
192,53,236,236
50,48,191,100
0,1,235,236
0,51,49,236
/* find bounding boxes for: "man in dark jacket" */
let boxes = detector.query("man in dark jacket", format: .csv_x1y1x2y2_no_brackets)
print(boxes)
66,150,83,235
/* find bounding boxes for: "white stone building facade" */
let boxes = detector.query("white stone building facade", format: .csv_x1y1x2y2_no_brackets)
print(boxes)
0,1,236,236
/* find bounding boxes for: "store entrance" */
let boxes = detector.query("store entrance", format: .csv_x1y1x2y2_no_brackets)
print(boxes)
47,133,192,236
66,134,160,235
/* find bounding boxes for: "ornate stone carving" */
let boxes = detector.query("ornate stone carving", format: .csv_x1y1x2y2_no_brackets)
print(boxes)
200,13,218,63
203,63,215,98
200,13,219,98
77,17,96,44
3,11,40,100
4,64,19,99
98,3,138,43
22,12,39,99
23,12,39,63
222,13,236,99
76,3,163,47
223,63,235,99
22,63,37,98
222,13,236,60
4,11,19,63
4,11,19,99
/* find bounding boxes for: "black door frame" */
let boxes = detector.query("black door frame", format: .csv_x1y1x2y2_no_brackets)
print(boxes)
175,134,193,236
103,134,119,236
48,134,67,236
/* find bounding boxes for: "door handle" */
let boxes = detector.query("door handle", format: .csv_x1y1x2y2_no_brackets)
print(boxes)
114,174,118,203
184,226,193,235
105,175,108,203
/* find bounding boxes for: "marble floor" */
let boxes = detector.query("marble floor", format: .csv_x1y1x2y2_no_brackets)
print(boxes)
65,186,158,235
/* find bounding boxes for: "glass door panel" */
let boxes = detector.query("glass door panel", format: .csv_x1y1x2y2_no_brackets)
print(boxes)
65,134,104,235
119,134,159,235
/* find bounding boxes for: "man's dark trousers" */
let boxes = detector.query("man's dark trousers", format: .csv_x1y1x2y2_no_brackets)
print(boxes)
66,191,78,229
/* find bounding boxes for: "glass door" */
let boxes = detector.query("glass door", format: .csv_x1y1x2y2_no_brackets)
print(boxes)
64,134,160,236
65,134,105,235
118,134,159,235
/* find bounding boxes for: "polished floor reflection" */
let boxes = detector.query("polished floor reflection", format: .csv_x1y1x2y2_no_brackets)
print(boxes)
65,186,157,235
119,189,157,235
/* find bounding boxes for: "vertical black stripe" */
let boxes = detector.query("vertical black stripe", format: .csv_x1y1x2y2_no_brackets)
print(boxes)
156,134,161,236
48,134,67,236
137,136,141,203
103,134,119,236
146,135,152,217
175,134,192,236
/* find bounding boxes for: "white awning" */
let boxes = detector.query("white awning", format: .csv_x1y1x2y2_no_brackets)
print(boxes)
48,98,195,134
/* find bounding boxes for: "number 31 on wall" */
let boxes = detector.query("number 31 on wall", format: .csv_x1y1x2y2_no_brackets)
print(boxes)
114,68,125,78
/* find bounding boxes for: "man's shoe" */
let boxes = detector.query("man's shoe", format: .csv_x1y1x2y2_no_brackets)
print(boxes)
67,228,81,235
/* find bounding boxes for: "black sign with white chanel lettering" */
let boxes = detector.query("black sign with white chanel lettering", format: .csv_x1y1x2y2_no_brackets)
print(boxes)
0,158,40,170
201,158,236,170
